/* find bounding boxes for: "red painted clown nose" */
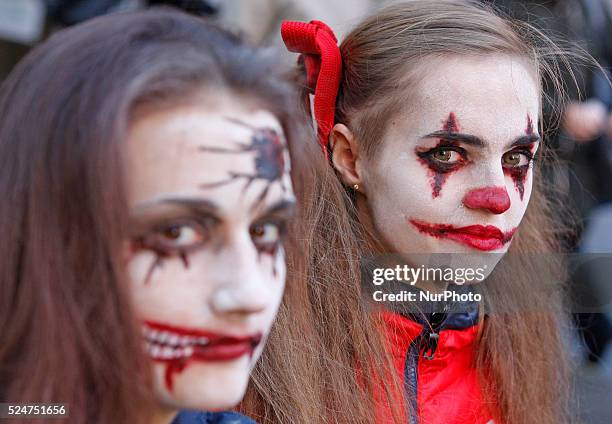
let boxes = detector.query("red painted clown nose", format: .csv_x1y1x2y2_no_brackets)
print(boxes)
463,186,511,214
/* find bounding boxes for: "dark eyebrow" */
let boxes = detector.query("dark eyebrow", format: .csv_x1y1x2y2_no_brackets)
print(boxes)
420,131,486,147
506,134,540,149
421,132,541,150
133,197,220,215
254,198,297,219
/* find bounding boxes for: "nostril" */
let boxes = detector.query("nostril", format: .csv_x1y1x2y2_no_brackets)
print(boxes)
463,186,511,214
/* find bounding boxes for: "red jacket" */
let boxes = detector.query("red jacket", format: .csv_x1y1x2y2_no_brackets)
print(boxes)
375,308,496,424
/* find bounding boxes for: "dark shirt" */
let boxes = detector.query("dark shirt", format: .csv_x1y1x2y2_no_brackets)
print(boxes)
172,410,256,424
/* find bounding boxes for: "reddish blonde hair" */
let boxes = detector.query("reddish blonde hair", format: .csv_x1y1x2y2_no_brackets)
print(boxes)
244,1,577,423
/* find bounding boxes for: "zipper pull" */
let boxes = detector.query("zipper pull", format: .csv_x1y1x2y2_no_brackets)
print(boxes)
420,311,446,360
421,330,439,360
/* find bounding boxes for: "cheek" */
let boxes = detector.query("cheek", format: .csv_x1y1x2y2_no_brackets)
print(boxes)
125,251,217,322
366,153,469,224
266,248,287,314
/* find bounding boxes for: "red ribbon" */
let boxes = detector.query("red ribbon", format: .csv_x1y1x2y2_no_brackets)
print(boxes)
281,20,342,157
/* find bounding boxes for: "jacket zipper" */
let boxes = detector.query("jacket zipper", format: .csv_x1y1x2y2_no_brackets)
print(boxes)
404,305,449,424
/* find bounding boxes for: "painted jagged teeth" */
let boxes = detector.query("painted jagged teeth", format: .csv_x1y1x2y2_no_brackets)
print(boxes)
141,325,208,357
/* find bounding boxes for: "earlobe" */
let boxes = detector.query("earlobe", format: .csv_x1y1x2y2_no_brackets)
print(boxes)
330,123,363,188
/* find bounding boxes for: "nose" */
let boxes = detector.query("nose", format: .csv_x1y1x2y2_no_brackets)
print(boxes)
210,283,269,315
209,236,274,316
462,186,511,214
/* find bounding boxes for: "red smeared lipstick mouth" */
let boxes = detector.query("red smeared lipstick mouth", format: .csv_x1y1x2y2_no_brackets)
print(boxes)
142,320,263,362
409,219,517,251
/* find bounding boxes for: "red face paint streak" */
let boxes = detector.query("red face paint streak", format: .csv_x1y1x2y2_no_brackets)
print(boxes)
525,114,534,135
142,320,262,392
409,218,517,251
165,358,188,392
504,166,528,200
443,112,461,133
463,186,511,214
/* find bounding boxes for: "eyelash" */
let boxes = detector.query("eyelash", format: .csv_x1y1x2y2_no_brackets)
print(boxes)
250,219,288,255
422,144,535,168
419,144,468,172
133,217,289,257
134,218,216,256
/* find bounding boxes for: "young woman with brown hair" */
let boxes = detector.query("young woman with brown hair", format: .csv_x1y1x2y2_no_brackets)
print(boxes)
0,8,318,424
241,1,578,423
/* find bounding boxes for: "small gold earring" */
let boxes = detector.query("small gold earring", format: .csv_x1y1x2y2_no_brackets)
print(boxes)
353,184,360,191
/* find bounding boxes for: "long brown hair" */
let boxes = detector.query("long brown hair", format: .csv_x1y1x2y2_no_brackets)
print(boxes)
0,9,312,423
244,1,579,423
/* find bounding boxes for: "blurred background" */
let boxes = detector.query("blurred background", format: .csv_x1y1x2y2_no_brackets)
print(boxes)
0,0,610,422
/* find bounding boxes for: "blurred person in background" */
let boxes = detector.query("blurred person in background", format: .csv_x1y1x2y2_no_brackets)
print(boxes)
0,8,314,424
487,0,612,366
0,0,221,80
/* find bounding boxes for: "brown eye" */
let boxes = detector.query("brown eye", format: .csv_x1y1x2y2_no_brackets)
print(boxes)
432,150,453,162
502,151,530,167
162,226,182,240
159,225,202,246
250,222,282,253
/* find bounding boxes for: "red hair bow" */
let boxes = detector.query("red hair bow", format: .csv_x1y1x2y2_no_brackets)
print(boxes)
281,20,342,157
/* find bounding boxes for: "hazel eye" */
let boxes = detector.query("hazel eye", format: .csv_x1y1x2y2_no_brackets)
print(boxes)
431,149,462,163
502,151,531,167
250,222,282,253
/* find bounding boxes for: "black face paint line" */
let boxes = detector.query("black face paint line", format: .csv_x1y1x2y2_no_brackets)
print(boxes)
504,165,528,200
131,239,191,285
131,239,168,285
416,145,467,198
198,118,289,211
505,114,535,200
256,242,281,278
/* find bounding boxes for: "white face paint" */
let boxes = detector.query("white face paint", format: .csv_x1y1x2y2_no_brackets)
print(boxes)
362,55,540,275
124,95,294,413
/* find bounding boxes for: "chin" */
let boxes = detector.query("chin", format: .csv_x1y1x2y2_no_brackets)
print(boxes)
152,357,251,412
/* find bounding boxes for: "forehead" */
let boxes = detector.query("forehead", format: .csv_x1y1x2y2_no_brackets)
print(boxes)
125,98,289,213
407,55,540,138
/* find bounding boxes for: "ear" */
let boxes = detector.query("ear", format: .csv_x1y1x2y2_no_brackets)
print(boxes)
330,123,363,187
